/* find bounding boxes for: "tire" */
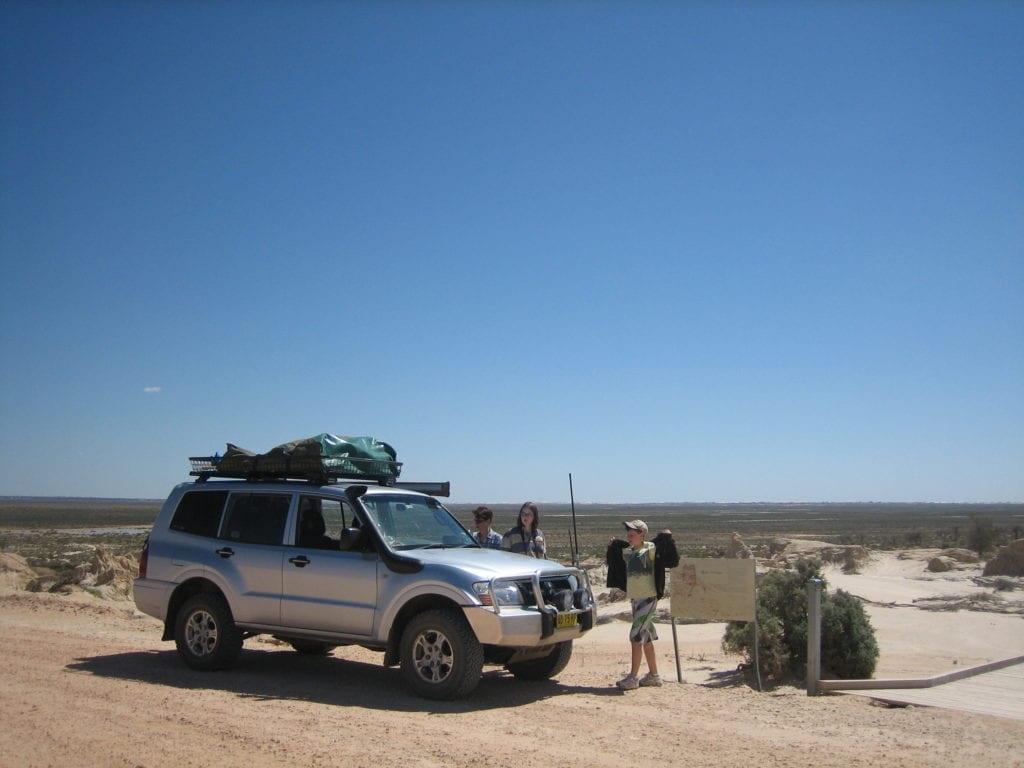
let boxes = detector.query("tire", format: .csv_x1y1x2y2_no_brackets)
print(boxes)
288,640,337,656
174,593,243,670
507,641,573,681
400,608,483,700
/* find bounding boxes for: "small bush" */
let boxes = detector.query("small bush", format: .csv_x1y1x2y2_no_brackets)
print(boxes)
992,576,1017,592
723,608,789,680
821,589,878,679
723,558,879,682
967,515,997,558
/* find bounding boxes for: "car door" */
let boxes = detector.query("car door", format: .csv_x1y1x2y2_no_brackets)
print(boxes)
214,491,290,626
280,495,378,636
157,488,231,583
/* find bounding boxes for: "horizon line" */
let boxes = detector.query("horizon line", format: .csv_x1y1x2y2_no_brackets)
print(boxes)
4,494,1022,506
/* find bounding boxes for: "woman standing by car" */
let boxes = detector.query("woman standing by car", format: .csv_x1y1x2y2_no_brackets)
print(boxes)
502,501,546,558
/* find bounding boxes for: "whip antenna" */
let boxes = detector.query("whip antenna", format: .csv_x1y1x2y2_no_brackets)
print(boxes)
569,473,580,568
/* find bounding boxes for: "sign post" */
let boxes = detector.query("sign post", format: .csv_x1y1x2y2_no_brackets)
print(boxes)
806,578,823,696
670,618,682,682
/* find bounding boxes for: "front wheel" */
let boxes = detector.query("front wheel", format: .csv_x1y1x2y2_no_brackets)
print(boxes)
174,593,243,670
507,641,573,681
400,608,483,700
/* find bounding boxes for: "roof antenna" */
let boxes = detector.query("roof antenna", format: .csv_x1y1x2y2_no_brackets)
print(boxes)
569,473,580,568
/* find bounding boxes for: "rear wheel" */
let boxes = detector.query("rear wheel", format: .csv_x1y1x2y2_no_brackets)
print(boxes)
507,641,573,681
174,593,243,670
400,608,483,700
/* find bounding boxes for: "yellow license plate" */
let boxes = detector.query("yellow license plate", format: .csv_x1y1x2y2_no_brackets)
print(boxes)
556,613,578,629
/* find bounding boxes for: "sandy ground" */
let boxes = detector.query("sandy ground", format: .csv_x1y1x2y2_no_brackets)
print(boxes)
1,549,1022,768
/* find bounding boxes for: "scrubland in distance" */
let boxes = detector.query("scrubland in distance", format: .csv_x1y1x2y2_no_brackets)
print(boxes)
2,497,1022,574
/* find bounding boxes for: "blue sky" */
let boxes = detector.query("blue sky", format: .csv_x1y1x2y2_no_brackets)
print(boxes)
1,1,1021,503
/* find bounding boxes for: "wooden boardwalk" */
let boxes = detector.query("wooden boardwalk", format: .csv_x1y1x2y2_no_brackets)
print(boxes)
836,659,1024,721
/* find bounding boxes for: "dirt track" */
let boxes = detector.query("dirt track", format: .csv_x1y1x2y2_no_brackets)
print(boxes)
1,589,1022,768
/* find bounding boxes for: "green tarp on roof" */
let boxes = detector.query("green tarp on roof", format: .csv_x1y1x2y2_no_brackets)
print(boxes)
216,433,400,478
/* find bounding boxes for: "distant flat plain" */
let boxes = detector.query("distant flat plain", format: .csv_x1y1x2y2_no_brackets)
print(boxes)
2,496,1022,566
449,501,1024,561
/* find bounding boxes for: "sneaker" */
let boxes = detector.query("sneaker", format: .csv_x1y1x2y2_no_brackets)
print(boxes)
639,672,663,687
616,674,640,690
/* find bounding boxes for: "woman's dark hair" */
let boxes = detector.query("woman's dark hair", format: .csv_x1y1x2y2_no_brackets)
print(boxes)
518,501,539,533
472,505,492,521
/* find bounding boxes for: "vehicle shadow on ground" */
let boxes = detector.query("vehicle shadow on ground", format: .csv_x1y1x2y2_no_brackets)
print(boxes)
66,647,620,711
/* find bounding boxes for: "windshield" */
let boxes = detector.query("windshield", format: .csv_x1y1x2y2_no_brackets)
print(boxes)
359,494,476,550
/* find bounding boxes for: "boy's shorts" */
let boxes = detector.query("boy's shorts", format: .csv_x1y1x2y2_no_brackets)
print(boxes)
629,596,659,644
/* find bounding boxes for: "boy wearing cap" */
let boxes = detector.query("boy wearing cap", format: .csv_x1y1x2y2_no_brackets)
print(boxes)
605,519,679,690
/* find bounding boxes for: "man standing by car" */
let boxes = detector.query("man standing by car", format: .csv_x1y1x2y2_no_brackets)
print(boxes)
470,506,502,549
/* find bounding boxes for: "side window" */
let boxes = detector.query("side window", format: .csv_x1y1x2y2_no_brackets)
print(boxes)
170,491,228,538
295,496,350,549
221,493,290,545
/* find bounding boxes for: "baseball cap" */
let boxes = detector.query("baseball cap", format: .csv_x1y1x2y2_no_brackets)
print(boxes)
623,519,648,534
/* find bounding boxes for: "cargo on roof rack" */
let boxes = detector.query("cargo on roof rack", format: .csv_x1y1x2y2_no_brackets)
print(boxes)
190,433,402,485
187,457,449,496
188,455,403,486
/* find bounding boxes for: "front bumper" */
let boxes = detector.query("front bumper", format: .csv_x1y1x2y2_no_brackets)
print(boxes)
463,603,595,646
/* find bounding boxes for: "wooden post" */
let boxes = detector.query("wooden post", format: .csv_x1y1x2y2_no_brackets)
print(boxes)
807,578,823,696
752,592,762,692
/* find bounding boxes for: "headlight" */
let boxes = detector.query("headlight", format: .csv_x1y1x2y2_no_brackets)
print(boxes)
473,580,523,606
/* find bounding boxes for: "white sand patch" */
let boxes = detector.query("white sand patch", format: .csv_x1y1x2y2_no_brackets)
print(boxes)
824,549,1024,609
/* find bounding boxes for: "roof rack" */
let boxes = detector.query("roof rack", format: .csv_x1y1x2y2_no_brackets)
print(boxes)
189,455,401,486
188,457,450,497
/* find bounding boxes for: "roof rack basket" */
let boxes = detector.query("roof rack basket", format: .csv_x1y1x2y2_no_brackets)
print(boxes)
189,455,403,486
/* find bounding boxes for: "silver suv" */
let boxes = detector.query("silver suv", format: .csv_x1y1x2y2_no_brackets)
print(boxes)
134,474,595,699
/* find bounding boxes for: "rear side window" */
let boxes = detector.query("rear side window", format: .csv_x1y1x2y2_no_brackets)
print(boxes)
170,491,228,538
221,493,290,545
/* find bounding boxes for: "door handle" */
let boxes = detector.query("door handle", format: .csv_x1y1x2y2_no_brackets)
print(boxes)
216,547,235,559
289,555,310,568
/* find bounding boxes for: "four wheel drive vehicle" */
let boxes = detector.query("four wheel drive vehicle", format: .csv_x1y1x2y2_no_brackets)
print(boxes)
133,464,596,700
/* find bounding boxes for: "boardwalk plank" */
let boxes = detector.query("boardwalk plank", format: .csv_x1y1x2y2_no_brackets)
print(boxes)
840,661,1024,721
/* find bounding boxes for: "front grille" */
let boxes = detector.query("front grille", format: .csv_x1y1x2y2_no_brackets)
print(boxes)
517,575,587,610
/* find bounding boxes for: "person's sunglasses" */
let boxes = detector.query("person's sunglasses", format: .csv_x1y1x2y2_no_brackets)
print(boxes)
474,515,491,522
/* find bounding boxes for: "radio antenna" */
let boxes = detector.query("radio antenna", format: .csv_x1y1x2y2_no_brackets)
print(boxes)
569,473,580,568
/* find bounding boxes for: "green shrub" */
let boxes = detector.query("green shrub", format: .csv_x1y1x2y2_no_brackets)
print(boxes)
967,515,998,558
821,589,879,678
722,558,879,682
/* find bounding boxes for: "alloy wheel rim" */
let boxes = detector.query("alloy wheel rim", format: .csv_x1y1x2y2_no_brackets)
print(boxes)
412,629,454,683
185,609,218,657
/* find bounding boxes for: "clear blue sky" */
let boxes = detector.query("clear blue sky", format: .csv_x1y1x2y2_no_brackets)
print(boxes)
1,1,1021,503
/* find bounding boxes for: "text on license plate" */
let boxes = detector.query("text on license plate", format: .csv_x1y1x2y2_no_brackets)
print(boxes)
556,613,578,629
